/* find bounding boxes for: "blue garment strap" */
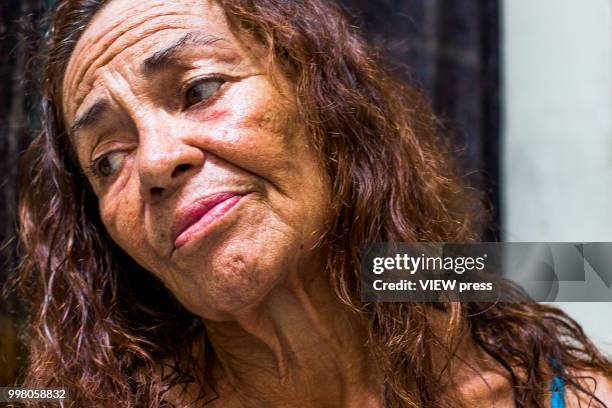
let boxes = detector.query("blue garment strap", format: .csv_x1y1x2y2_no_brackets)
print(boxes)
550,375,566,408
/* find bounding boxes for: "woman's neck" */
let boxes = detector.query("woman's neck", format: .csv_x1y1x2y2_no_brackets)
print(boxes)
202,270,384,408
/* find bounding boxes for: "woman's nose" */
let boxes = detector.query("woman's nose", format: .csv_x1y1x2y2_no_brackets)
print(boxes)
137,130,204,201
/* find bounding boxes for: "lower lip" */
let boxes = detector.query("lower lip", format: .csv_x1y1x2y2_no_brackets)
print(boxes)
174,194,244,249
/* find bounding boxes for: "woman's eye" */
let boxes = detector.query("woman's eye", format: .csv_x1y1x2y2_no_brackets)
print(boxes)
184,78,225,108
92,151,127,178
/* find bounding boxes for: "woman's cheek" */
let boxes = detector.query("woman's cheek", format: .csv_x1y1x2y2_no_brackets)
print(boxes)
99,185,148,261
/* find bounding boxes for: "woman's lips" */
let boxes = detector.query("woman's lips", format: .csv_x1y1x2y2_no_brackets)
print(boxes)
172,193,244,249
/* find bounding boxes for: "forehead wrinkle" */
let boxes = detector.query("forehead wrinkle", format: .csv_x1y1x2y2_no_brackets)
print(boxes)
65,12,210,122
97,67,163,137
69,14,190,110
64,3,168,109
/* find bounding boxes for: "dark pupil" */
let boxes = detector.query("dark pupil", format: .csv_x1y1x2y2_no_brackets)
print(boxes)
186,80,220,106
98,157,113,176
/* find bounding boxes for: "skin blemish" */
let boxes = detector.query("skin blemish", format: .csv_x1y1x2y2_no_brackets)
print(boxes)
192,108,229,123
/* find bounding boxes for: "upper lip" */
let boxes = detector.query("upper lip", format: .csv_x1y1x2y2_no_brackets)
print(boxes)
171,192,243,246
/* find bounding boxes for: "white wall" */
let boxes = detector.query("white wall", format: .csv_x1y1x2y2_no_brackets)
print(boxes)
502,0,612,353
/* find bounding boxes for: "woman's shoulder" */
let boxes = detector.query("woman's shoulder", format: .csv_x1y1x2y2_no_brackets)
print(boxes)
455,367,514,406
445,336,612,408
564,369,612,408
457,368,612,407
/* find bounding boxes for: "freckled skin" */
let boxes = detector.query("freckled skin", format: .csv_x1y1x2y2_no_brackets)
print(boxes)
63,0,332,321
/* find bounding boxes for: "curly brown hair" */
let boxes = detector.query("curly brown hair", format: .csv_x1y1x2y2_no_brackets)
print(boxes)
16,0,611,407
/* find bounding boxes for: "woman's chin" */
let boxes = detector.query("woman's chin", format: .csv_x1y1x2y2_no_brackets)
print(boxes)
159,199,316,319
173,238,301,321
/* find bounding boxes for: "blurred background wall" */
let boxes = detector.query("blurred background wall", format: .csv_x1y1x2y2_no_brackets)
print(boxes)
502,0,612,353
0,0,43,386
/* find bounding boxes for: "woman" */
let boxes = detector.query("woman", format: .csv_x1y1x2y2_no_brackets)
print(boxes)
17,0,611,406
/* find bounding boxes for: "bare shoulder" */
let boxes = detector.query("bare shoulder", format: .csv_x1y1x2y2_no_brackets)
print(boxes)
565,370,612,407
456,369,515,406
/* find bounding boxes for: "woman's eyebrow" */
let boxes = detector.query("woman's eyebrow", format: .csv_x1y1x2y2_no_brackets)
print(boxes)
141,30,227,76
70,99,109,143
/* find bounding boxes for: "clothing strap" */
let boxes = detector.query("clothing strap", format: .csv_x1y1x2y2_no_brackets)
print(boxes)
550,375,566,408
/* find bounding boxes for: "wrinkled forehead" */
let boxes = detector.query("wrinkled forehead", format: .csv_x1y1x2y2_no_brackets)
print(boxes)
62,0,234,124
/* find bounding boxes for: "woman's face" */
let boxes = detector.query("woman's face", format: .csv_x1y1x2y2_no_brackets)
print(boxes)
62,0,331,320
